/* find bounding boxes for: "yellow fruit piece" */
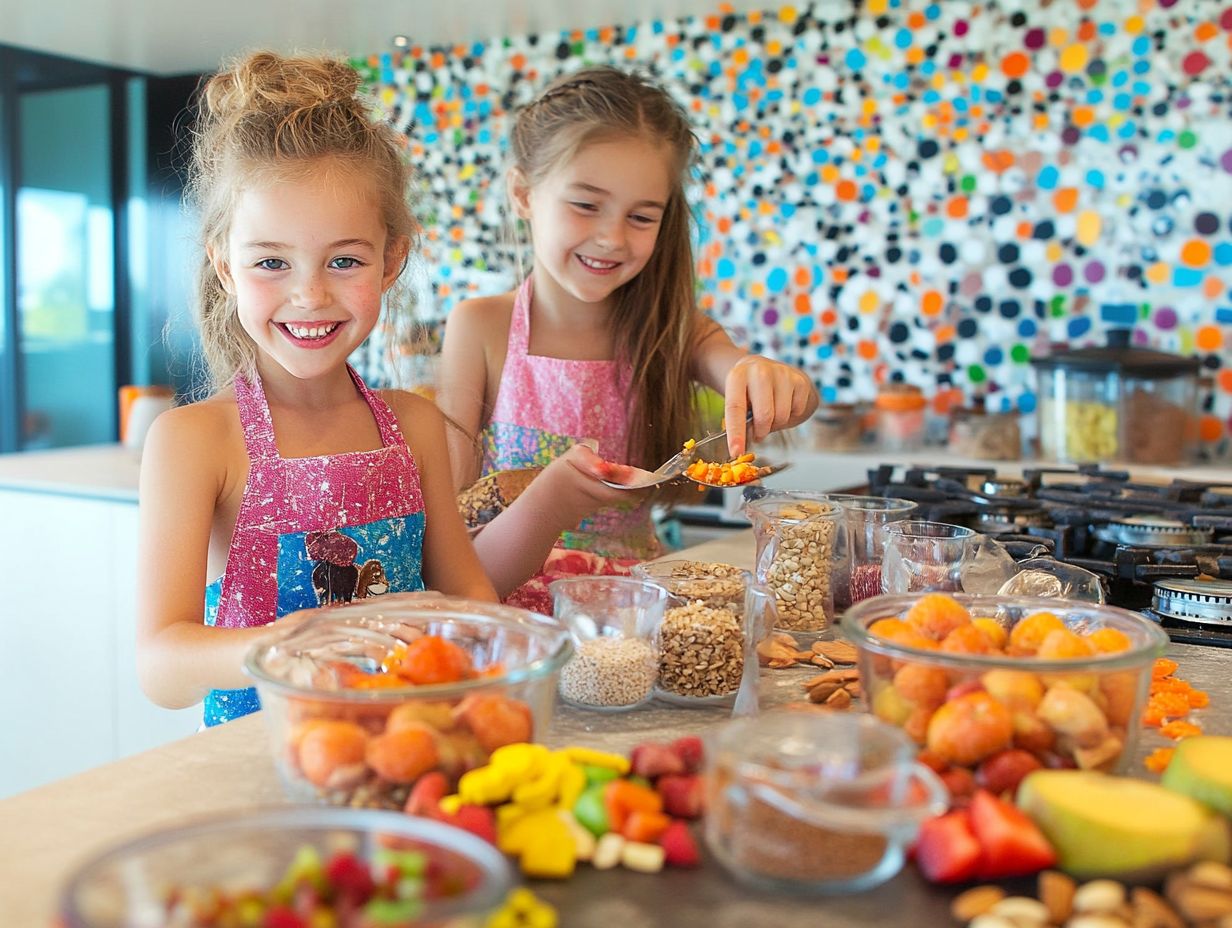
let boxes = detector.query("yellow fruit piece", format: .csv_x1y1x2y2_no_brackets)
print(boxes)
458,766,515,805
555,762,587,811
560,746,631,774
1162,736,1232,816
499,808,560,856
519,816,577,879
971,617,1008,650
490,743,550,779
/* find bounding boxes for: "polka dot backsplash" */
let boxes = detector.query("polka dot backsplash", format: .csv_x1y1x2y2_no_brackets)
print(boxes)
355,0,1232,456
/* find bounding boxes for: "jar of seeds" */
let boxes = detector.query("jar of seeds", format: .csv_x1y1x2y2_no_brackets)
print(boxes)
742,492,849,641
550,577,668,711
633,560,775,708
825,495,917,611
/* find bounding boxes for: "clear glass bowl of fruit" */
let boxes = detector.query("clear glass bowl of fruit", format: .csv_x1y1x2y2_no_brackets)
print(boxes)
842,593,1168,786
59,805,511,927
244,596,572,808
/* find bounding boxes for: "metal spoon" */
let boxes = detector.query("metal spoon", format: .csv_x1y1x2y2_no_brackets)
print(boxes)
599,411,755,490
684,460,792,489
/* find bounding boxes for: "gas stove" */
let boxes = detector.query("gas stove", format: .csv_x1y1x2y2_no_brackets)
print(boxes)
865,463,1232,647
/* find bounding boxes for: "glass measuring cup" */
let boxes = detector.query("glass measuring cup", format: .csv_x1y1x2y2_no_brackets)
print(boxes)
704,711,947,893
880,520,976,594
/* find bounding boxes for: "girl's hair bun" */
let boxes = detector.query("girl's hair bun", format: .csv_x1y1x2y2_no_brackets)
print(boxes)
202,50,362,125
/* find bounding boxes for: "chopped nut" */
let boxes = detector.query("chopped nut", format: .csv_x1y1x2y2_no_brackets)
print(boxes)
950,884,1006,922
1074,879,1128,913
1189,862,1232,891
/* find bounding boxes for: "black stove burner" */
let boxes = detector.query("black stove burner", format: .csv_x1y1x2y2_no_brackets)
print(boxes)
864,462,1232,641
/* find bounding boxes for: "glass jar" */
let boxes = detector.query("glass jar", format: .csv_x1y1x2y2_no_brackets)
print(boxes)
880,520,976,594
825,495,918,610
742,491,849,640
1032,329,1199,465
875,384,927,451
550,576,668,712
704,711,947,894
811,403,867,451
948,406,1022,460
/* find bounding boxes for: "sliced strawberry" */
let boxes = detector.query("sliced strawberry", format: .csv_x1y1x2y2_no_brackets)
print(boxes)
659,820,701,868
263,905,308,928
914,810,981,884
670,736,705,773
324,851,375,904
630,742,686,779
968,789,1056,879
657,774,705,819
404,770,449,818
442,804,498,845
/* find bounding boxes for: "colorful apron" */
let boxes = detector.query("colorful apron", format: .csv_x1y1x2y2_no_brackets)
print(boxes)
480,275,660,612
202,365,425,726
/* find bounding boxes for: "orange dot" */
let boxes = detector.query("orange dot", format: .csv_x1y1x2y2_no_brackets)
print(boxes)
794,266,812,287
794,293,811,315
1217,369,1232,394
857,339,878,361
1017,221,1034,239
1053,188,1079,213
946,196,969,219
1205,276,1225,299
832,267,849,284
1145,262,1171,284
1199,415,1224,443
1195,325,1224,352
836,179,859,201
1077,20,1097,41
1180,239,1213,268
1001,52,1030,78
935,324,956,344
921,290,944,316
821,308,838,326
1072,106,1095,127
1195,21,1218,41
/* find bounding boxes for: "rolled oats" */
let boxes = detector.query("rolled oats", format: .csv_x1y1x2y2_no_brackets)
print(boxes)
657,601,744,698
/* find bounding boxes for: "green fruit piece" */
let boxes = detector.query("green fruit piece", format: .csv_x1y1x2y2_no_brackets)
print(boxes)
1162,736,1232,816
1017,770,1230,879
572,783,610,837
581,764,621,786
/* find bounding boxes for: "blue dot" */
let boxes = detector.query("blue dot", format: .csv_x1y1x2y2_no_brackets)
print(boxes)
1088,125,1110,143
1036,166,1059,190
821,383,838,401
1214,243,1232,266
984,347,1004,365
780,203,797,219
1132,36,1150,56
895,28,912,49
846,48,867,71
1174,267,1203,288
803,87,821,105
1068,317,1092,338
717,258,736,280
811,148,829,165
797,316,815,336
1086,169,1105,189
767,268,788,293
1017,319,1037,337
1018,392,1037,414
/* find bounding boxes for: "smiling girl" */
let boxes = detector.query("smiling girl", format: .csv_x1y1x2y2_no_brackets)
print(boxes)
136,52,495,725
437,67,818,609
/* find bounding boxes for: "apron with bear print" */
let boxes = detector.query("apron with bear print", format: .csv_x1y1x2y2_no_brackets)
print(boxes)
202,365,425,726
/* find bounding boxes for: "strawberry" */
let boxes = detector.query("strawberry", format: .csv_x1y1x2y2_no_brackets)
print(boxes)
914,810,981,884
659,820,701,868
630,742,686,779
325,851,375,903
967,789,1056,879
443,804,498,845
263,906,308,928
657,774,705,819
670,736,705,773
404,770,449,818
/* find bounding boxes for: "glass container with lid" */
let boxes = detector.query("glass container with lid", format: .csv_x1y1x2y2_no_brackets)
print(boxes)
1031,328,1200,465
874,384,927,452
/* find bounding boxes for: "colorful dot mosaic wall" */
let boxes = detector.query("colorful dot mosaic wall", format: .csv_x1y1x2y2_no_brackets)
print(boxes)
355,0,1232,454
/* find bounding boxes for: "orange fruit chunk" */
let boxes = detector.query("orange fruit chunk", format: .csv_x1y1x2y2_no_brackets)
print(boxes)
391,636,475,685
298,720,368,788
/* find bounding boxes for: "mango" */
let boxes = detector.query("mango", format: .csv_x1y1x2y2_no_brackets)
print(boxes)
1162,736,1232,816
1017,770,1231,879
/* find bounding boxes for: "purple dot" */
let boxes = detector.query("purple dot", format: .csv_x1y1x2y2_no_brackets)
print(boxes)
954,19,969,36
948,53,964,69
1052,264,1074,286
1154,306,1178,330
1045,71,1064,89
1024,28,1046,50
1177,96,1192,110
763,308,779,326
1083,261,1106,283
1159,0,1178,7
1221,149,1232,173
1061,126,1081,145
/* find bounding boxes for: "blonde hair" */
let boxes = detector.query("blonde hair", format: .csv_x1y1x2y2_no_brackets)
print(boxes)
510,67,703,469
186,50,418,391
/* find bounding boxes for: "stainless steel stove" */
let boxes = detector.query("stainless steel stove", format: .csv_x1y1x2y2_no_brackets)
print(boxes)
865,463,1232,647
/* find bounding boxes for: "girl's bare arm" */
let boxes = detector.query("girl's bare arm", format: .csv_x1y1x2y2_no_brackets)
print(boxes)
436,295,500,491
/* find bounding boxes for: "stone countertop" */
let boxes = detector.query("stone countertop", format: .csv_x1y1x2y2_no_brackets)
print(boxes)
3,440,1231,506
3,532,1231,926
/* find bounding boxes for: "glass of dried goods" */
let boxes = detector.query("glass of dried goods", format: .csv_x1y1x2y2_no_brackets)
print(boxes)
704,710,948,893
742,491,850,642
550,576,669,712
825,495,918,610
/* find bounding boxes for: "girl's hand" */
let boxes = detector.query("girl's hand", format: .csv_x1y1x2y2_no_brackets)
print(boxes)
722,355,820,457
542,444,648,523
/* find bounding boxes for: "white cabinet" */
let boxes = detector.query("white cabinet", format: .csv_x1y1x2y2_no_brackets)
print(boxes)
0,488,198,798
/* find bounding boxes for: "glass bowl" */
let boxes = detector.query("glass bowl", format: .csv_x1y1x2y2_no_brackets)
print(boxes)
244,596,572,807
59,805,512,927
842,593,1169,777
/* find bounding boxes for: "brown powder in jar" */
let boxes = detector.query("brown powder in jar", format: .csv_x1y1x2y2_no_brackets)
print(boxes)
713,773,889,882
1124,389,1189,466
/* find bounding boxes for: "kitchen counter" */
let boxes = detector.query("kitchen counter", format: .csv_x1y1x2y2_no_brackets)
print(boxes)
0,443,141,502
3,532,1231,927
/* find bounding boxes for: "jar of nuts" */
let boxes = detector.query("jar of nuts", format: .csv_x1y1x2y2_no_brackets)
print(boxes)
632,560,774,707
742,492,849,641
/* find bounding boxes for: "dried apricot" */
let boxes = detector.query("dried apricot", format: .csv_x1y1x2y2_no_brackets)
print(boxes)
1152,658,1179,679
926,691,1014,767
366,725,440,783
456,693,533,753
386,701,456,733
1160,719,1203,741
1144,747,1175,773
1087,627,1132,653
981,669,1044,710
390,636,475,686
893,663,950,708
904,593,973,641
971,617,1008,650
1036,628,1095,660
298,720,368,788
1007,611,1066,655
940,624,993,655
